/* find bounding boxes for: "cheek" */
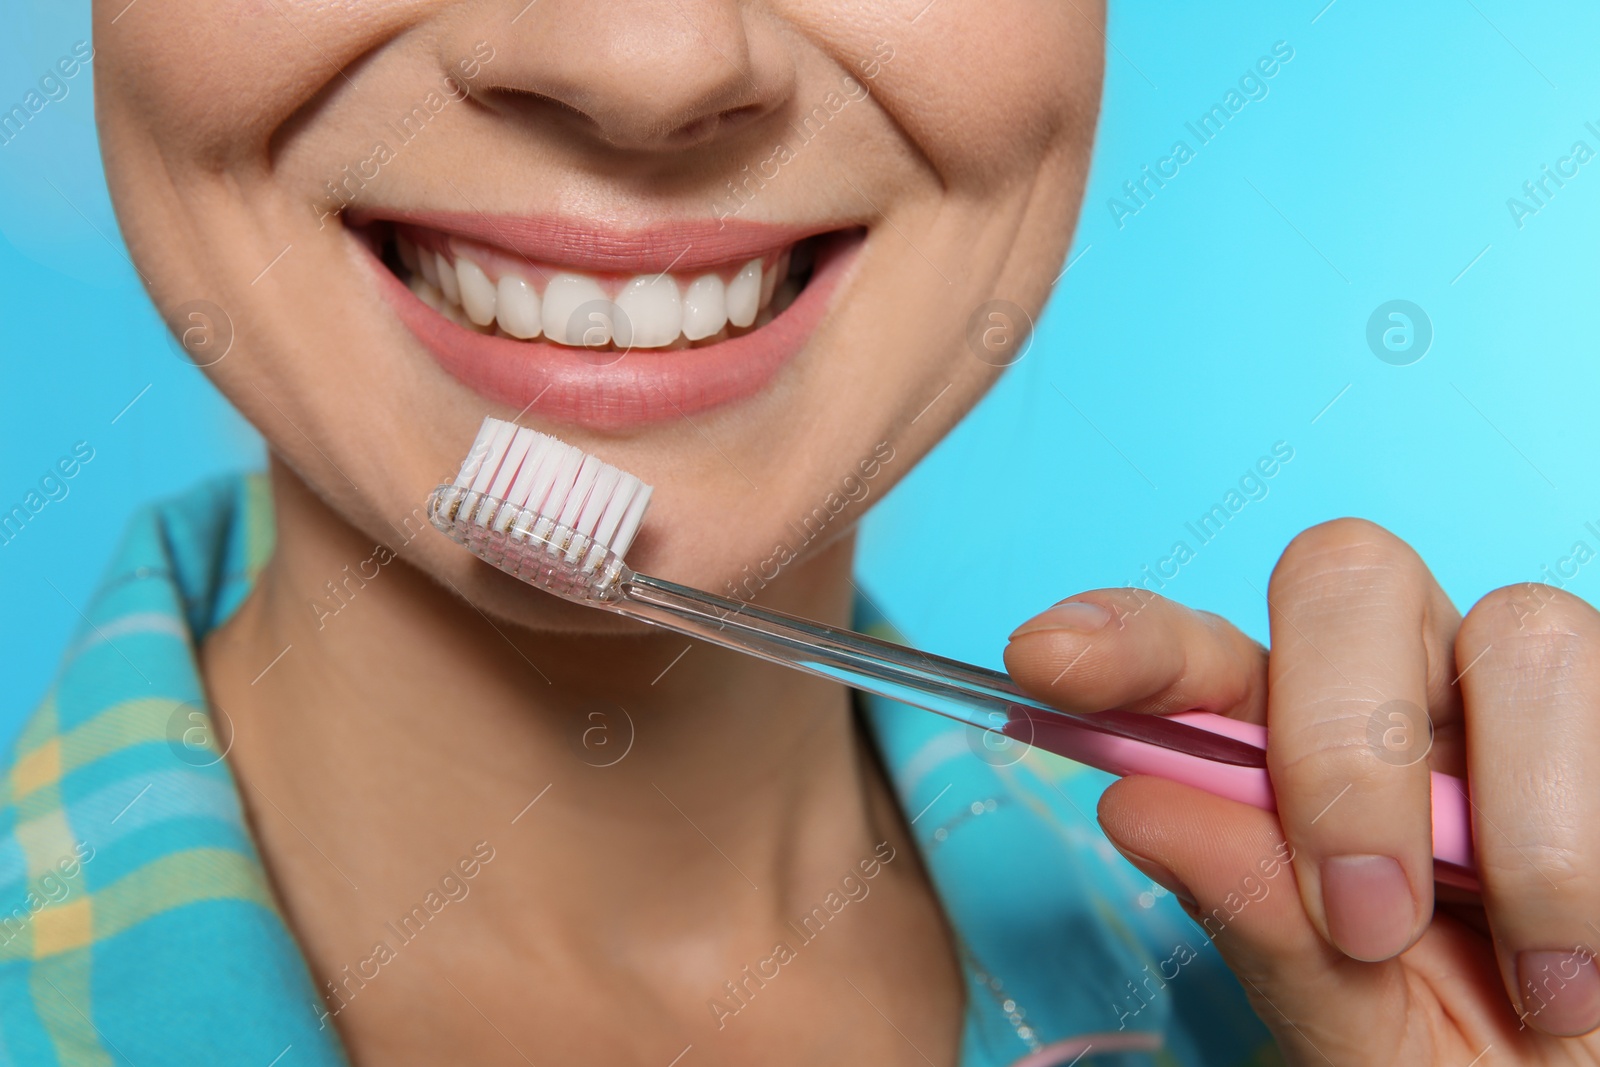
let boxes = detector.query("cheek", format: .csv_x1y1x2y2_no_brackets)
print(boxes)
93,0,421,160
789,0,1102,186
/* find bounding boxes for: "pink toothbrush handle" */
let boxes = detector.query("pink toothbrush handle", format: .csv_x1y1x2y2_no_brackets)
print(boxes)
1009,708,1480,893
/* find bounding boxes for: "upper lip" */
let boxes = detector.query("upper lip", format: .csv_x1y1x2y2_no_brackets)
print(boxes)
346,208,844,274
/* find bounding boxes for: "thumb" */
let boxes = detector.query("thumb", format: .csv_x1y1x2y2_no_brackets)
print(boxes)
1096,775,1401,1064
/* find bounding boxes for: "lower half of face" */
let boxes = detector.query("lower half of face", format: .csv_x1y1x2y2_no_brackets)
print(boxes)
95,0,1103,632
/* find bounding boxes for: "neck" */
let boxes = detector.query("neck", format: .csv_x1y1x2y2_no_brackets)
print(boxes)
202,458,914,1020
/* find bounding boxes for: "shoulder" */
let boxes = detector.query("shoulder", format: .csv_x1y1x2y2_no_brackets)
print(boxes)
0,472,344,1065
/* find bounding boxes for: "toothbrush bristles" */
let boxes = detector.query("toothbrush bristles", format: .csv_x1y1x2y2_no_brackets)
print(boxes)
427,416,653,600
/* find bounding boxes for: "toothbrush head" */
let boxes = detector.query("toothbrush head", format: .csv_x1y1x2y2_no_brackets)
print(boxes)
426,416,653,602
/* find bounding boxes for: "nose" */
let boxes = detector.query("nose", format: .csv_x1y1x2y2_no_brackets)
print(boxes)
442,0,795,153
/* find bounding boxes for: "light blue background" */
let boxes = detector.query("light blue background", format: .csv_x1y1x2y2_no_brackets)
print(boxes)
3,1,1598,738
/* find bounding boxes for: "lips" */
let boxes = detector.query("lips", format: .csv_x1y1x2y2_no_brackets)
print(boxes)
353,212,862,432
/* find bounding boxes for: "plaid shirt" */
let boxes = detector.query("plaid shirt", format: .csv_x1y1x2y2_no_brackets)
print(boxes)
0,474,1276,1066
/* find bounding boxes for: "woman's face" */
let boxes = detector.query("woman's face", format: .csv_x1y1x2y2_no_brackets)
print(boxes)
94,0,1102,631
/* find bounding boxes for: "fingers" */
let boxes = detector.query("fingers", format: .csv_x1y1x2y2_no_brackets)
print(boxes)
1004,588,1268,722
1096,776,1395,1062
1457,584,1600,1037
1102,777,1525,1061
1263,519,1462,963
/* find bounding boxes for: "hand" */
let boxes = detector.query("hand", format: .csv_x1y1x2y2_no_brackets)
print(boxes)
1003,518,1600,1065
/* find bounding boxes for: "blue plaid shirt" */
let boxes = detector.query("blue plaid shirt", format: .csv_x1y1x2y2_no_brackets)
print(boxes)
0,474,1277,1066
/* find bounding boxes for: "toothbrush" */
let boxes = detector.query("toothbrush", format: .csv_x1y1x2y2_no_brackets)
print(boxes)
428,416,1479,892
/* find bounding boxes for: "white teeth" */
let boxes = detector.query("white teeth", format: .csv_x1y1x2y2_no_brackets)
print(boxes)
455,256,498,327
726,258,762,328
409,274,444,311
495,274,543,339
542,272,611,346
613,274,682,348
434,252,460,305
759,257,777,309
681,274,727,341
444,300,476,330
408,243,803,346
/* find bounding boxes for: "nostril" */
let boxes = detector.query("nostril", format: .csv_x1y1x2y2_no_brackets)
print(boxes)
488,87,602,133
672,115,717,146
669,104,762,147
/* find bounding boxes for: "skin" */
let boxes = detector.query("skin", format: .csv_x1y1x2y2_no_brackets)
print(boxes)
1008,530,1600,1063
90,0,1599,1064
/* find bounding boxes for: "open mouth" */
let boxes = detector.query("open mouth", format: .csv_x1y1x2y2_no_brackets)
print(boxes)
385,224,814,349
352,212,863,431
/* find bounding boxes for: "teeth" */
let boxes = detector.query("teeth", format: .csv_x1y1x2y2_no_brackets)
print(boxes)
495,274,542,339
759,257,778,309
409,274,444,311
434,252,460,305
681,274,727,341
726,259,762,328
614,274,682,349
455,256,498,327
543,272,611,346
406,242,802,347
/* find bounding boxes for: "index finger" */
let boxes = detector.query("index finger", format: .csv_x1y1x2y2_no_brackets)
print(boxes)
1004,587,1268,722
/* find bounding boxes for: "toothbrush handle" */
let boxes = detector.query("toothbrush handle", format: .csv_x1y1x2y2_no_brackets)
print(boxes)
618,573,1478,892
619,574,1265,765
1012,708,1479,893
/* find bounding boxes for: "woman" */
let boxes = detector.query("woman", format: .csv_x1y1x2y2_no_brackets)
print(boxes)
4,0,1597,1063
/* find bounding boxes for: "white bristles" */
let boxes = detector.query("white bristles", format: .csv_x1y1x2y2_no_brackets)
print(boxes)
454,420,498,486
541,448,585,518
441,419,500,513
488,428,536,502
437,417,654,585
592,474,641,550
468,421,518,495
475,426,536,527
557,456,604,531
570,465,621,563
611,483,653,562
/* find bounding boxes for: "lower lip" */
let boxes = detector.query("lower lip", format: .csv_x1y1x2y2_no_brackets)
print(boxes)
367,231,860,432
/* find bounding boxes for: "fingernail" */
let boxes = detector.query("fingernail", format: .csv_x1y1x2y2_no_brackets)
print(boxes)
1320,854,1417,961
1010,601,1112,639
1110,844,1196,906
1518,948,1600,1036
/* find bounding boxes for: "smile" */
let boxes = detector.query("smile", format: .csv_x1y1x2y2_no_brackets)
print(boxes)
353,211,863,431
